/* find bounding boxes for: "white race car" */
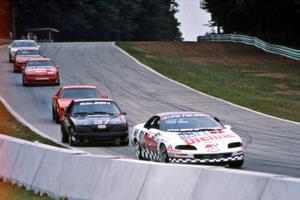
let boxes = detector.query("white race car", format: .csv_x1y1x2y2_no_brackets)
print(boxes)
8,40,40,63
130,112,244,168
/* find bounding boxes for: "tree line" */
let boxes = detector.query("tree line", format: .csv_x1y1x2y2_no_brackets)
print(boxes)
201,0,300,47
12,0,181,41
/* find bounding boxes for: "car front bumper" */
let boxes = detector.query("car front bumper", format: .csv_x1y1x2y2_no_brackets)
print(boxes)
73,125,129,142
168,154,244,164
23,75,59,84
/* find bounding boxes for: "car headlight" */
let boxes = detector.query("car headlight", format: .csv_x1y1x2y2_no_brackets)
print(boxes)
47,71,55,75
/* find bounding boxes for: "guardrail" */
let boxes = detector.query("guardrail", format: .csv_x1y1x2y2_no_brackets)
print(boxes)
1,133,300,200
198,34,300,61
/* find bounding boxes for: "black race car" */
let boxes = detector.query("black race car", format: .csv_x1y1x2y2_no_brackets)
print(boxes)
61,98,128,146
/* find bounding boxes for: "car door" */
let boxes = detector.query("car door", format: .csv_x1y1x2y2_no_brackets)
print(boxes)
144,116,160,153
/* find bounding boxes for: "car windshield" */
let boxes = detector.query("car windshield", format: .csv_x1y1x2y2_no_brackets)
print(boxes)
16,50,41,57
160,115,223,132
72,101,120,115
61,88,100,99
12,41,37,47
26,60,54,68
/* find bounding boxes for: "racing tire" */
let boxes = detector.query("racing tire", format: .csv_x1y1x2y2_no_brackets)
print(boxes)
69,128,79,146
61,126,68,143
228,160,244,168
55,78,60,86
134,142,144,160
22,77,28,87
9,54,12,63
13,65,18,73
52,107,60,123
160,144,169,163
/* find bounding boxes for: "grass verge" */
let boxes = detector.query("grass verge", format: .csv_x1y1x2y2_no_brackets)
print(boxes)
117,41,300,122
0,102,62,147
0,181,53,200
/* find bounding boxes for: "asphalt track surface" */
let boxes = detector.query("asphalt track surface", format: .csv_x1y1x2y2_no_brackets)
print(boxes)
0,42,300,177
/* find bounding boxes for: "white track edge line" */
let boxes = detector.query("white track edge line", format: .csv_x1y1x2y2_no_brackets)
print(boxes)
113,42,300,126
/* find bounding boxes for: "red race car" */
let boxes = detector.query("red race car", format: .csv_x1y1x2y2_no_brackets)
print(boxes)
52,86,108,123
13,48,43,72
22,58,60,86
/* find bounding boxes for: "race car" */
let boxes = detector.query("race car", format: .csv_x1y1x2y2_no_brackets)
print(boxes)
130,112,244,168
52,85,108,123
8,40,40,63
13,48,44,72
61,98,128,146
22,58,60,86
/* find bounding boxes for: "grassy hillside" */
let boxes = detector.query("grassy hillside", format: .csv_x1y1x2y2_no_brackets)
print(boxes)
117,41,300,122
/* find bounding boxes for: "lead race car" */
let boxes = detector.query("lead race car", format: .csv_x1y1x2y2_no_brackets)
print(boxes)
130,112,244,168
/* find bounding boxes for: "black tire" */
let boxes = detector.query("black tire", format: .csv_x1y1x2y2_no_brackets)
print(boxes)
52,107,59,123
55,77,60,86
61,125,68,143
134,142,144,160
13,64,18,73
22,77,28,87
9,54,12,63
228,160,244,168
69,128,79,146
160,144,169,163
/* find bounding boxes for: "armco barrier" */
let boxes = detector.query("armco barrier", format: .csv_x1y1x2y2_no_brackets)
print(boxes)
198,34,300,61
1,133,300,200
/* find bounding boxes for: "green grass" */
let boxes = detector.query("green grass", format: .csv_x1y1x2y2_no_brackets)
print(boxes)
0,181,53,200
117,41,300,122
0,102,63,148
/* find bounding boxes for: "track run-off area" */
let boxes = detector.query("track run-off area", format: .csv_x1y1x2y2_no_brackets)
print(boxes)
0,42,300,177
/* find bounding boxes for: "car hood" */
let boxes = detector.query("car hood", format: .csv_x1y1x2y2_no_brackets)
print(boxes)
163,129,242,152
72,114,126,125
25,67,56,74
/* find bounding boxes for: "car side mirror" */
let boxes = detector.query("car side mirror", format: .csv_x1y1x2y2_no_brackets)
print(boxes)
214,117,220,122
224,125,231,130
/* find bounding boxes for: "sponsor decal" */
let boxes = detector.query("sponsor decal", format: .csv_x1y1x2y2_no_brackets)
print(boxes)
161,113,206,120
183,133,236,145
205,143,220,153
79,101,111,105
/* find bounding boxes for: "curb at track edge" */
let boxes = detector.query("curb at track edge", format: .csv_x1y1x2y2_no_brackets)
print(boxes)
0,45,87,153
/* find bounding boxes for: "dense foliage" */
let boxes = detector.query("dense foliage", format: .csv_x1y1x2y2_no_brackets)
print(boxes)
201,0,300,46
12,0,181,41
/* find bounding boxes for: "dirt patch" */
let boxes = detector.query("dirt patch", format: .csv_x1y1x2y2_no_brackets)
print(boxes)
273,83,300,96
130,41,300,67
254,72,288,79
275,83,289,90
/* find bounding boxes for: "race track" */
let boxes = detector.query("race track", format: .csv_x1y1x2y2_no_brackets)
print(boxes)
0,42,300,177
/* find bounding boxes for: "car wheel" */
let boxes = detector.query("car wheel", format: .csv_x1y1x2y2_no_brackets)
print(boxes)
134,142,144,160
61,125,68,143
160,144,169,163
228,160,244,168
52,107,60,123
13,65,18,73
9,54,12,63
22,77,28,87
55,77,60,86
69,128,79,146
